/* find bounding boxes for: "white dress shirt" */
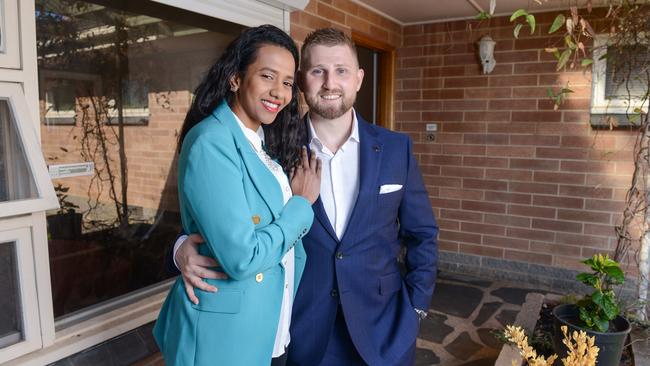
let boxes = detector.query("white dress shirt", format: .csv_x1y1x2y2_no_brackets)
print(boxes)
174,115,294,358
307,111,360,239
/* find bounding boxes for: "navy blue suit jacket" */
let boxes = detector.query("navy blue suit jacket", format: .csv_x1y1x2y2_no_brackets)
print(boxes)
287,114,438,365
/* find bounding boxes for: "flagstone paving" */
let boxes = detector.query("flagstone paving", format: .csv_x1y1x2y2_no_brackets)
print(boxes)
415,271,546,366
56,271,549,366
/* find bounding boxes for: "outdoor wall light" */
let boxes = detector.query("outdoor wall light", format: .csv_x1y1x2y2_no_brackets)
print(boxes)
477,35,496,74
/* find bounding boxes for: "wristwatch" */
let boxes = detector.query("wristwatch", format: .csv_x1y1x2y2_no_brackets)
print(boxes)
415,308,428,320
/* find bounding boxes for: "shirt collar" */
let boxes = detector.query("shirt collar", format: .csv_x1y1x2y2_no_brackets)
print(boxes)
307,109,360,152
233,113,265,153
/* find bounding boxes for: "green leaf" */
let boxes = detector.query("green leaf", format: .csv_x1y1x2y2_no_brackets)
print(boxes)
549,14,565,34
476,11,491,20
601,293,619,319
577,273,598,286
557,49,572,70
604,266,625,284
581,58,593,67
582,257,596,267
526,14,536,34
513,23,523,39
595,317,609,332
565,35,576,49
546,89,554,98
561,88,574,94
510,9,528,22
579,306,595,327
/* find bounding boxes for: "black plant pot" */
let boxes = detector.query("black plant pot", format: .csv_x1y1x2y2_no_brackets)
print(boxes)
552,303,630,366
47,212,83,240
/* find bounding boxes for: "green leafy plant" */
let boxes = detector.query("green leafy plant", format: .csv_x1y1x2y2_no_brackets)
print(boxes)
575,254,625,332
510,9,537,37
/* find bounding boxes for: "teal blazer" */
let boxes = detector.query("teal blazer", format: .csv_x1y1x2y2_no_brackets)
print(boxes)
154,101,313,365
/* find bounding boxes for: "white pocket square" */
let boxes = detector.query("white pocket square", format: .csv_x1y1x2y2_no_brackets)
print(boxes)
379,184,402,194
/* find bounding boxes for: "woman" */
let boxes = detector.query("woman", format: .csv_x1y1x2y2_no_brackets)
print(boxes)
154,25,321,366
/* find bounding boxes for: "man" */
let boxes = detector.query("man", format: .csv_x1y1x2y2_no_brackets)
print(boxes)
173,28,438,365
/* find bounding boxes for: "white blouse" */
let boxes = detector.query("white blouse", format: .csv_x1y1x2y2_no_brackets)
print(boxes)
234,116,294,358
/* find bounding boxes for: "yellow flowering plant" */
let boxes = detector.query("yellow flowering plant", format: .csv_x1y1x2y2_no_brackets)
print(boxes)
504,325,599,366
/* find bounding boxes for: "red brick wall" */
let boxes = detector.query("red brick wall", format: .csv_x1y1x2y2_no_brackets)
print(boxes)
290,0,402,49
397,12,634,272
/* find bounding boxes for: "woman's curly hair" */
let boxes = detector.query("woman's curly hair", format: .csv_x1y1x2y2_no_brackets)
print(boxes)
178,25,305,173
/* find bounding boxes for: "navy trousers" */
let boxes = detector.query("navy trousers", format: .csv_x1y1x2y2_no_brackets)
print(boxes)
318,306,416,366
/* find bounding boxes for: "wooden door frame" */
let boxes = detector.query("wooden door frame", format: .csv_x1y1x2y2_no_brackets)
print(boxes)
351,32,396,130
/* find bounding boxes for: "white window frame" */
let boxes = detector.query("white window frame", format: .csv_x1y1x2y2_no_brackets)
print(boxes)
0,0,21,69
0,82,58,218
591,35,649,115
1,0,303,364
0,223,41,364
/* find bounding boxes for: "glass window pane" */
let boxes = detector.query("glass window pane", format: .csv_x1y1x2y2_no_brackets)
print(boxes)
0,241,22,349
0,100,38,202
605,45,650,99
36,0,244,319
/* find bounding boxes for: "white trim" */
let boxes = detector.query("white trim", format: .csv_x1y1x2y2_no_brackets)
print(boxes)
258,0,309,12
2,286,170,366
149,0,286,29
0,0,20,69
0,70,28,84
0,227,41,363
0,82,58,219
591,35,649,115
30,212,55,348
284,8,291,33
19,0,41,129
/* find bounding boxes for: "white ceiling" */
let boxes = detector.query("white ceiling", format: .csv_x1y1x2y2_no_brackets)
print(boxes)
352,0,608,25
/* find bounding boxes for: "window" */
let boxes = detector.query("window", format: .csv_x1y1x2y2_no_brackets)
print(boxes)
0,100,38,202
0,227,41,363
36,0,244,321
0,82,58,218
591,36,649,124
0,0,20,69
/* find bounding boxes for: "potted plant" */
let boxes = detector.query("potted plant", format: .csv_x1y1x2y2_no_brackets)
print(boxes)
552,254,631,366
47,183,82,239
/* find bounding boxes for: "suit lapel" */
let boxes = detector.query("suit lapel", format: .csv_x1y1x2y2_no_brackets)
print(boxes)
340,116,382,245
213,101,283,219
312,197,339,242
303,116,339,242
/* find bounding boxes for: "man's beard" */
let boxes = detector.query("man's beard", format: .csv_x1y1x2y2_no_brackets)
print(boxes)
305,90,356,119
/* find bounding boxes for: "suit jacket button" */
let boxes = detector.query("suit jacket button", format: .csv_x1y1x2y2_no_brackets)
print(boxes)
255,273,264,283
330,289,338,297
336,252,344,260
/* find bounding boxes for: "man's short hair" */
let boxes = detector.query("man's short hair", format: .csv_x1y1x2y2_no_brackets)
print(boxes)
301,28,358,69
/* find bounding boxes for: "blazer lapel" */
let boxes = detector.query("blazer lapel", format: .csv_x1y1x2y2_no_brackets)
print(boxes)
212,101,283,219
340,116,382,245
